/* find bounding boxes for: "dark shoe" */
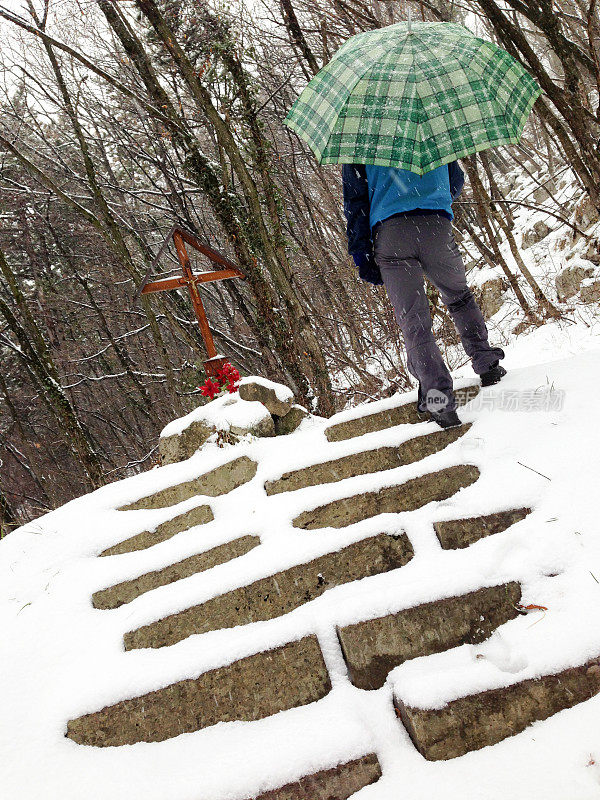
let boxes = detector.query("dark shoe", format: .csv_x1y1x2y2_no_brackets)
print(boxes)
480,361,507,387
429,408,462,429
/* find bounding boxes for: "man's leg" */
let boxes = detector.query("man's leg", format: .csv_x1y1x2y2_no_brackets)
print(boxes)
417,215,505,374
374,216,457,412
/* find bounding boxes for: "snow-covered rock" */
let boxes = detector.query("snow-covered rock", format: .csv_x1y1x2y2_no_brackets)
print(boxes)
522,219,551,249
554,259,597,302
477,277,507,319
239,376,294,417
159,381,298,465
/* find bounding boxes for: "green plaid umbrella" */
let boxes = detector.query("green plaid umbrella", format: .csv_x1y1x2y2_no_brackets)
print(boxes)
284,21,541,175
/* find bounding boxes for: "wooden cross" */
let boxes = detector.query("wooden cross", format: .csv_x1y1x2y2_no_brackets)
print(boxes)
135,225,246,377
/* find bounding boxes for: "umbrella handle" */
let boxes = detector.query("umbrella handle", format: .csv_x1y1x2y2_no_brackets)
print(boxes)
408,7,412,34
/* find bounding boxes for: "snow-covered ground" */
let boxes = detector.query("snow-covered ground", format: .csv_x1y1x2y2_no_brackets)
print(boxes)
1,314,600,800
2,155,600,798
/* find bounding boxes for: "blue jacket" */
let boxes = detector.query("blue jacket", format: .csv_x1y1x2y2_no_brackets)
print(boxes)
342,161,465,284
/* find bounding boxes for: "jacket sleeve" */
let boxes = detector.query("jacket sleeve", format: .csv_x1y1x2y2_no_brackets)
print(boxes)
448,160,465,201
342,164,373,256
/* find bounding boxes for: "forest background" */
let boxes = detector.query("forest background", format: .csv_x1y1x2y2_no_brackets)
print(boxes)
0,0,598,528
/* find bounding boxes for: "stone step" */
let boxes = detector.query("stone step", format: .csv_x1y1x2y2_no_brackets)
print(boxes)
119,455,257,511
293,464,480,530
434,507,531,550
325,385,479,443
337,582,522,690
66,635,330,747
93,535,260,610
394,657,600,761
124,533,413,650
251,754,382,800
100,502,214,557
265,425,470,496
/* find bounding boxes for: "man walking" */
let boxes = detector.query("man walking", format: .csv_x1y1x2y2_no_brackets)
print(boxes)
343,161,506,428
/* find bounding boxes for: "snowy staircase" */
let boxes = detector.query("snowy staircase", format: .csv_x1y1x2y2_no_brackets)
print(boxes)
62,379,600,797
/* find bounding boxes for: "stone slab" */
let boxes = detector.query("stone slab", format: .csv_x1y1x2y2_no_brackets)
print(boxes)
159,419,215,466
100,503,214,557
124,533,413,650
251,754,382,800
325,385,479,443
119,455,257,511
239,379,294,417
434,507,531,550
266,425,470,495
338,582,522,690
93,535,260,609
394,658,600,760
293,464,480,530
66,635,331,747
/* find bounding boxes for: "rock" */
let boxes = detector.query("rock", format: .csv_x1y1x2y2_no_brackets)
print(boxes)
99,502,214,556
522,220,551,249
158,393,280,464
573,196,600,229
159,419,215,465
273,404,309,435
325,384,480,443
434,507,531,550
66,636,331,747
230,404,276,438
266,424,470,495
338,583,521,690
123,533,413,649
580,278,600,304
477,278,506,320
239,376,294,417
293,464,480,530
532,179,556,204
119,455,257,511
93,535,260,609
555,260,596,302
394,658,600,761
252,754,382,800
583,240,600,265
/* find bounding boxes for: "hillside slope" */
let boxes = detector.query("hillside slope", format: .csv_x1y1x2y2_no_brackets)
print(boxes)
2,318,600,800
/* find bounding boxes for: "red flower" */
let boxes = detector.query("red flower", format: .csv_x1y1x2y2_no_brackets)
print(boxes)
199,361,240,400
200,378,220,399
217,363,240,383
216,362,240,393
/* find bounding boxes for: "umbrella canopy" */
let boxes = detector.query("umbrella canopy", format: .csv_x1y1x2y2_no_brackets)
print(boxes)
284,21,541,175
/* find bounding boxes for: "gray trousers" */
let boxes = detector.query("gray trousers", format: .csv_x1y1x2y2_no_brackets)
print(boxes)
374,213,504,412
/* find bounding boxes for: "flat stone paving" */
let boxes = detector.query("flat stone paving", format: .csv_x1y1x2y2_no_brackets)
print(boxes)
67,635,331,747
325,385,480,443
395,657,600,760
252,754,382,800
293,464,480,530
265,425,470,495
93,535,261,609
124,533,413,650
338,582,522,690
434,507,531,550
119,455,257,511
99,502,214,557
